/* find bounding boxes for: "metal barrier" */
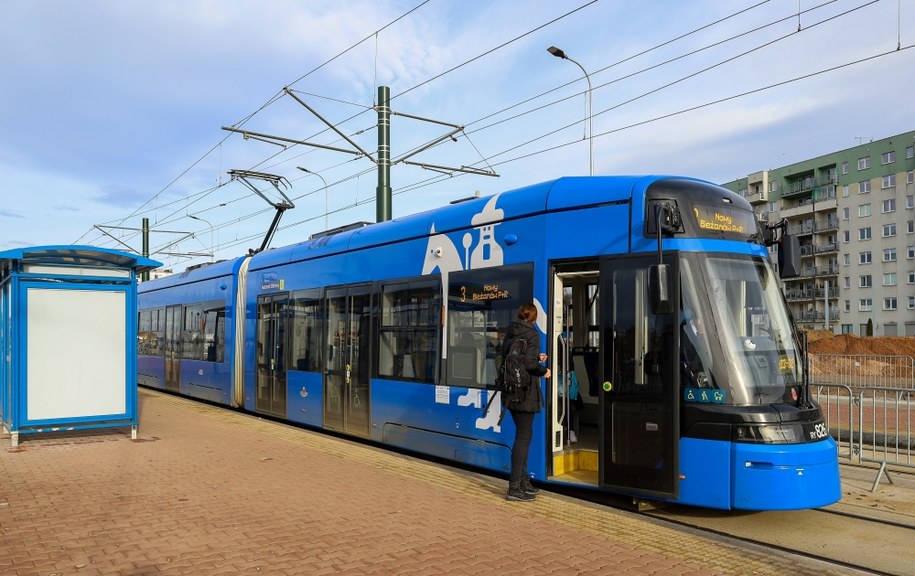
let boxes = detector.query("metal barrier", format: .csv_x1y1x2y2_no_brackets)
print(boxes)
814,384,855,461
811,354,914,487
857,386,914,490
810,354,915,391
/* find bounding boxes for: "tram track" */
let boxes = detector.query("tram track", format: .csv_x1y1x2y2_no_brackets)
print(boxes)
640,509,896,576
638,500,915,576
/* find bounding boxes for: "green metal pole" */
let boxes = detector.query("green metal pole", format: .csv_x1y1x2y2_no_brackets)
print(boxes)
376,85,392,222
141,217,150,281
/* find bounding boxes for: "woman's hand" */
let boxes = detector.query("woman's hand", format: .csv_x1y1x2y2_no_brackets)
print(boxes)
539,353,547,363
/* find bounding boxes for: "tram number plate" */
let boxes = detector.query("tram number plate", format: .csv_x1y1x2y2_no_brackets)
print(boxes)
810,422,829,440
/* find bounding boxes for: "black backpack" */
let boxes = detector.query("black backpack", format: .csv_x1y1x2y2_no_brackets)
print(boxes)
495,337,528,397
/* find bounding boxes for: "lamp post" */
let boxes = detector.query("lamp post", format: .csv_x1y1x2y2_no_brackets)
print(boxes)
548,45,593,176
189,215,214,261
298,166,329,230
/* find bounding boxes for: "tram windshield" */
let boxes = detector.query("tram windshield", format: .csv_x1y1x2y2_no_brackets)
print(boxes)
679,252,802,405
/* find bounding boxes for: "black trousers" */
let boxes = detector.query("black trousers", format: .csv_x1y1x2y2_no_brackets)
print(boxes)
509,410,535,484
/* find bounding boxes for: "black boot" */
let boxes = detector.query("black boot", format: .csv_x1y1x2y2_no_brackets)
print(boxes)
521,477,540,496
506,481,535,502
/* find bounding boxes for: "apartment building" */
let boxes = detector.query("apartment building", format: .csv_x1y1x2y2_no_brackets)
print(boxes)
722,130,915,336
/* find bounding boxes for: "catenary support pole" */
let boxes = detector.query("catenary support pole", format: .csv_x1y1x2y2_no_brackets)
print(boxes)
376,86,392,222
142,217,150,281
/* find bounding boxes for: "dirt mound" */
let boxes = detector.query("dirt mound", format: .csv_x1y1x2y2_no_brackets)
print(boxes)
807,333,915,358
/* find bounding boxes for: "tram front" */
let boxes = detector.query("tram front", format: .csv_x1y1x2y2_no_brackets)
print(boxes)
646,179,841,510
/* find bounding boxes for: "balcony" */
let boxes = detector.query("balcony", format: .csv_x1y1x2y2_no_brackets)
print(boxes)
780,197,838,219
796,311,841,322
785,287,839,302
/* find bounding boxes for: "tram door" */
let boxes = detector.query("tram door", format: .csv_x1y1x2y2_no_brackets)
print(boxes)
324,284,371,438
255,293,289,418
599,255,678,499
550,267,600,458
164,305,181,392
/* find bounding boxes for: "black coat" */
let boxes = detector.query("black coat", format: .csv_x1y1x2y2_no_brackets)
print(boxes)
501,319,546,413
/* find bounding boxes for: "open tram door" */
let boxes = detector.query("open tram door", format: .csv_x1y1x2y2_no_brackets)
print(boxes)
548,264,601,486
597,255,679,501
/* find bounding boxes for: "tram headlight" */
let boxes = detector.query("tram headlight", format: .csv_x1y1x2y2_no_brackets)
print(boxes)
732,423,804,444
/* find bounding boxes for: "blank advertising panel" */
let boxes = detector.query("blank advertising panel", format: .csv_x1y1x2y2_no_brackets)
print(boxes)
26,287,127,420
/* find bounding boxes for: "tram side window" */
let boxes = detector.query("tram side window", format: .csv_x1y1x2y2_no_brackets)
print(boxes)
203,304,226,363
290,290,323,372
446,263,534,389
181,304,205,360
138,308,164,356
378,279,441,382
179,301,225,362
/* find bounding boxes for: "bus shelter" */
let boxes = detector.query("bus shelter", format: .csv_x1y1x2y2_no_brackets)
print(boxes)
0,246,160,446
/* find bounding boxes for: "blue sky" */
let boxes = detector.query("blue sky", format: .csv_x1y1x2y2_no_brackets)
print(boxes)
1,0,912,268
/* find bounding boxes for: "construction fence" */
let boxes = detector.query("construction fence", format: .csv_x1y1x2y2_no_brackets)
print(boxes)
810,354,914,491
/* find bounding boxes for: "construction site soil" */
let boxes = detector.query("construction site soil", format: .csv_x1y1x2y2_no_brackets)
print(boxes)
806,331,915,358
805,331,915,379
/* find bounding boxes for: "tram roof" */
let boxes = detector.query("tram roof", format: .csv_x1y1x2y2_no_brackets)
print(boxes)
247,175,670,271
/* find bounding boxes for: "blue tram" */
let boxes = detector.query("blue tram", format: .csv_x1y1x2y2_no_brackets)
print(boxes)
138,175,842,510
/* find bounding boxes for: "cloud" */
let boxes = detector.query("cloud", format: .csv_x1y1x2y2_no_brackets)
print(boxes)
0,209,25,219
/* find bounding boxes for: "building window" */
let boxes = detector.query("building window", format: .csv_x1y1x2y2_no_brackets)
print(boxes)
883,223,896,238
843,230,850,243
882,174,896,189
908,145,915,159
859,251,872,264
909,220,914,234
884,297,897,311
909,246,915,259
858,181,871,194
841,324,853,334
843,185,850,197
883,273,896,286
907,195,914,209
843,299,850,312
859,227,872,241
909,296,915,310
909,171,914,185
844,276,851,289
860,275,872,288
883,198,896,213
842,161,849,174
908,272,915,284
859,298,873,311
769,181,777,192
884,248,896,262
842,207,849,220
859,204,871,217
843,253,850,266
881,151,896,164
768,201,777,213
858,157,871,170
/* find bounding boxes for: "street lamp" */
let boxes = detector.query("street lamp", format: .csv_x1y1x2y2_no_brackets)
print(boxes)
548,45,593,176
189,215,214,261
298,166,329,230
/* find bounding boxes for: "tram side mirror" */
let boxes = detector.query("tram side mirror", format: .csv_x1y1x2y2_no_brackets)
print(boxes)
778,234,801,279
649,264,673,315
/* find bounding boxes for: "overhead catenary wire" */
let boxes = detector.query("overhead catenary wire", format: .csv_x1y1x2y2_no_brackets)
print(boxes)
87,0,898,267
169,40,914,263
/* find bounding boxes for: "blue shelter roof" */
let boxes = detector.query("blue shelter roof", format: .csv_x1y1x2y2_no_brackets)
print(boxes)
0,245,161,273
